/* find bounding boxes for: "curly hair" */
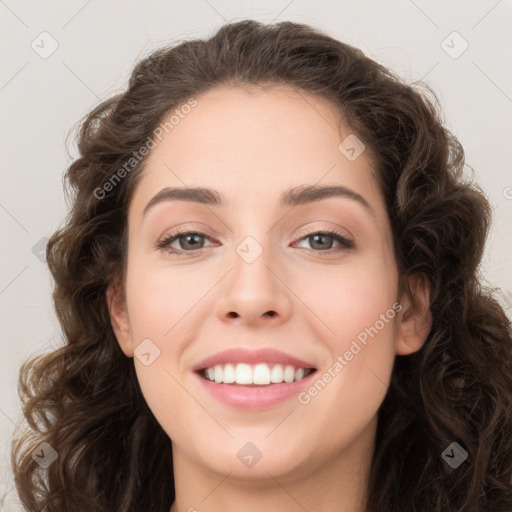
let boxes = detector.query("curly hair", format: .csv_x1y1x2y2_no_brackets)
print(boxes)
11,19,512,511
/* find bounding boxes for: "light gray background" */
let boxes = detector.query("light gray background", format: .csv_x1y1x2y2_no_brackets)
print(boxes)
1,1,511,509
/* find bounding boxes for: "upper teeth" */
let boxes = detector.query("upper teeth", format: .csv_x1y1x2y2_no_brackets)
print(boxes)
203,363,312,385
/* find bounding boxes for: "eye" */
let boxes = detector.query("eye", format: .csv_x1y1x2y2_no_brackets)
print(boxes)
293,229,354,254
157,228,354,256
157,229,216,255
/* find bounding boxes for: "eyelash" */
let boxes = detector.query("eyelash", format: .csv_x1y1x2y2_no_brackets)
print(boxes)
157,227,354,256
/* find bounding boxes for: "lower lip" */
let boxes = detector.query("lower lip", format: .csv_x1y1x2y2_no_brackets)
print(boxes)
194,371,317,410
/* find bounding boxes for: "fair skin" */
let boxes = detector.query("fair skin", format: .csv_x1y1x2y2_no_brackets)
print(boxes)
107,84,432,512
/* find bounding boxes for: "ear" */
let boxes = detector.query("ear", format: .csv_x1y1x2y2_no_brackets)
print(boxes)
395,273,432,356
106,278,134,357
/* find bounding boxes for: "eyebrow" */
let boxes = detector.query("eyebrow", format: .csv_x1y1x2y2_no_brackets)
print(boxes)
142,184,374,218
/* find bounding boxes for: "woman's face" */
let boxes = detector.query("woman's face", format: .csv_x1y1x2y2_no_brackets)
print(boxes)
109,84,429,486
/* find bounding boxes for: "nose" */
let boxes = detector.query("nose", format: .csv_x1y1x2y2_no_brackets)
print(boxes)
216,239,293,327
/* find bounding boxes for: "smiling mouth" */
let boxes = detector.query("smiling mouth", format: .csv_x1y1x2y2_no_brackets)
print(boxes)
196,362,317,386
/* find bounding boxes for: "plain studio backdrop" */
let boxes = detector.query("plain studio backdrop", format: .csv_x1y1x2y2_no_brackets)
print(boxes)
1,0,511,509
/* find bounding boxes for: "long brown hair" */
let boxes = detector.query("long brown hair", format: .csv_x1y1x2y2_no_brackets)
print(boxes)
11,20,512,511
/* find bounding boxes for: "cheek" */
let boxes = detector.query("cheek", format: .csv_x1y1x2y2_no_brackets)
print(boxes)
292,302,397,465
125,267,197,436
123,257,217,427
291,250,398,420
295,249,398,345
124,257,208,343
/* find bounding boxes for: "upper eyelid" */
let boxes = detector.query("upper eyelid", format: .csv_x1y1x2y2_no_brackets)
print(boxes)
159,221,353,240
293,223,353,242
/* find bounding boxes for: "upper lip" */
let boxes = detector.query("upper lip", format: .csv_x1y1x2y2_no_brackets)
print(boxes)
192,348,317,372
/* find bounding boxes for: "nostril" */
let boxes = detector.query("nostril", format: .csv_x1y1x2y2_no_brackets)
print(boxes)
227,312,238,318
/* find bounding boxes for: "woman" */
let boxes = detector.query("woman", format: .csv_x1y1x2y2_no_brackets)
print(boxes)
11,19,512,512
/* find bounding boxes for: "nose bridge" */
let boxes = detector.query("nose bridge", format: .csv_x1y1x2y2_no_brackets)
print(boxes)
229,205,277,281
231,231,277,299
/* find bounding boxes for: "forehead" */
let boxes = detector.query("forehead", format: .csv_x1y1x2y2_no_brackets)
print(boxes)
147,83,346,161
129,83,383,218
